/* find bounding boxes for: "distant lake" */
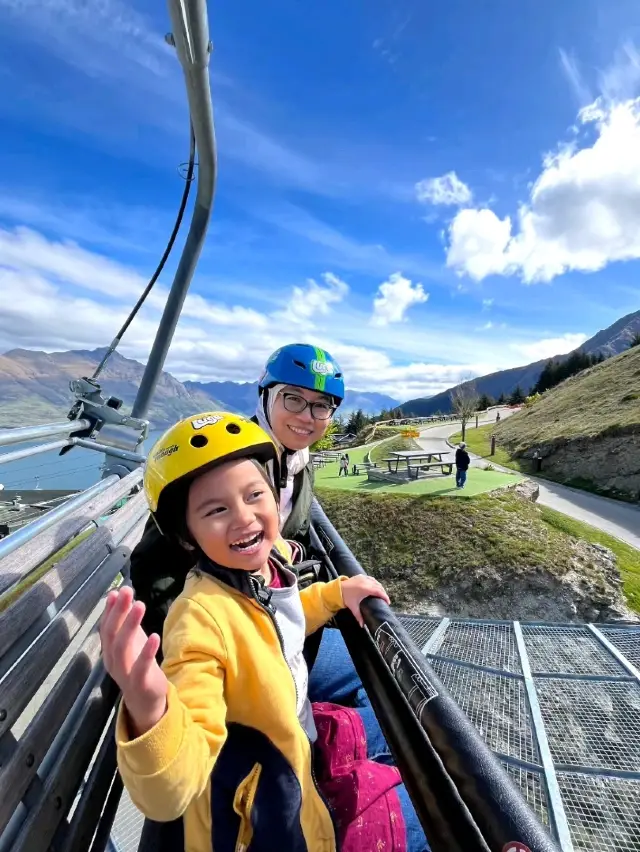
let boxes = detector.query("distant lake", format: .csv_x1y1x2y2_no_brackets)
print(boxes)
0,429,166,494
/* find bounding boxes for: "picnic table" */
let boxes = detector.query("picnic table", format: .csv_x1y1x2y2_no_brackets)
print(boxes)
383,450,453,478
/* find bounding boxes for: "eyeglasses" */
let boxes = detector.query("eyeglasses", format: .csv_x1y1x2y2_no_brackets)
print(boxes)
280,392,336,421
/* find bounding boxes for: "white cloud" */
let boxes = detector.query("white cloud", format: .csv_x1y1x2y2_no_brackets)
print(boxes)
511,333,588,362
559,49,593,106
371,272,428,326
284,272,349,325
447,95,640,282
0,222,598,402
415,171,473,206
482,298,494,309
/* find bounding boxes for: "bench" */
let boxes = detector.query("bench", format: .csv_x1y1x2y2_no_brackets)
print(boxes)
352,462,377,475
408,462,454,479
0,468,147,852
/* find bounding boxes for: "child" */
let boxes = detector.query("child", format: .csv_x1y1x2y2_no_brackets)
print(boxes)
101,413,413,852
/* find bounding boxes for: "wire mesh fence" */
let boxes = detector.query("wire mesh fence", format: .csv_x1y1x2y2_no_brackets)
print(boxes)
422,616,640,852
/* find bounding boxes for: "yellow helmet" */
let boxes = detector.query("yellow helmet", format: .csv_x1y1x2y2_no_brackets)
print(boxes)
143,412,277,514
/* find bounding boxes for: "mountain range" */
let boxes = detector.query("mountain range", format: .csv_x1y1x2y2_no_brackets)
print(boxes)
184,380,399,419
401,309,640,416
0,347,398,429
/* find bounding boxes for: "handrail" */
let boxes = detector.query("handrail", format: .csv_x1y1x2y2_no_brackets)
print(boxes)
130,0,217,421
0,420,91,449
311,498,560,852
0,476,119,562
0,440,70,467
0,436,146,469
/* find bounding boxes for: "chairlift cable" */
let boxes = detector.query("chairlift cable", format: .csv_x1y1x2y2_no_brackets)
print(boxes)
92,124,197,380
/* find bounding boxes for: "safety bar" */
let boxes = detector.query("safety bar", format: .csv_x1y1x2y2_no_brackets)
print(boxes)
0,476,119,562
0,420,91,449
131,0,217,421
311,499,560,852
0,436,146,469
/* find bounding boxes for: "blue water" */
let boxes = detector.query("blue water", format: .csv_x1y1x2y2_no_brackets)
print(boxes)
0,429,165,493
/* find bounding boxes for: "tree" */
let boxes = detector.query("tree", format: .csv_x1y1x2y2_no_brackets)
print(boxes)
346,408,367,436
311,419,339,451
497,392,506,405
629,333,640,349
477,393,494,411
509,385,525,405
450,380,479,441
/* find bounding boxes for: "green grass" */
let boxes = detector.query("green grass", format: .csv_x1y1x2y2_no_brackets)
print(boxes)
316,432,521,498
497,345,640,449
320,489,639,615
539,507,640,612
450,425,529,473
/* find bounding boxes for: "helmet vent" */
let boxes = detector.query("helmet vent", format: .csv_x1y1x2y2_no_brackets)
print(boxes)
293,360,306,369
226,422,241,435
190,434,209,448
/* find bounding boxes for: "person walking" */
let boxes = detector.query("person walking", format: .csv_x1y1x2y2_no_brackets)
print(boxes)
455,441,470,488
339,454,349,477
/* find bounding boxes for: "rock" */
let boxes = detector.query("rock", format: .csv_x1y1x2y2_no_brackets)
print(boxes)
404,538,638,623
514,479,540,502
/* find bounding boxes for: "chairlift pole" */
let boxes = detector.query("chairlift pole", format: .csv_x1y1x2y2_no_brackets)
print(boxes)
130,0,217,422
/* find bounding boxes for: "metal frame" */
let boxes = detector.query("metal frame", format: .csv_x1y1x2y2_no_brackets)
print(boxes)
0,420,91,449
587,623,640,683
129,0,217,425
513,622,574,851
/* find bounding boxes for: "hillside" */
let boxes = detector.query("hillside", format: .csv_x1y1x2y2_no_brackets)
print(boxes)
320,489,638,619
0,348,222,429
186,380,399,417
495,345,640,502
402,309,640,416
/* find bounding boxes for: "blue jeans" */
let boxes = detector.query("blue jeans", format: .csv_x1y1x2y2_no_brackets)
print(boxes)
456,468,467,487
309,628,430,851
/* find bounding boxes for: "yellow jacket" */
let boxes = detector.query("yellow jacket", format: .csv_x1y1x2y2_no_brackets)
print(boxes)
116,548,346,852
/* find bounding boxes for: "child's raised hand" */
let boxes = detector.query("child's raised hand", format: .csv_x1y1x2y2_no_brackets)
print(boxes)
100,586,168,737
341,576,390,627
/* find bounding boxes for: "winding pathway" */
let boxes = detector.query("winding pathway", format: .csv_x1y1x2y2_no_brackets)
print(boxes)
417,410,640,550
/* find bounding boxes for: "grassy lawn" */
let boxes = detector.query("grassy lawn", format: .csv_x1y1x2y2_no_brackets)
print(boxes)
451,424,529,473
539,506,640,612
316,432,521,498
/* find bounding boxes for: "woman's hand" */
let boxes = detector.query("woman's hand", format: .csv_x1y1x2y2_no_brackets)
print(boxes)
341,576,390,627
100,586,168,738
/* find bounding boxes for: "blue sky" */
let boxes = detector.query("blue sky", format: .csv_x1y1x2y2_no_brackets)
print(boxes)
0,0,639,401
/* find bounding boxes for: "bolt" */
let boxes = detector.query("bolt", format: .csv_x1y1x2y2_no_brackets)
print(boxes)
0,709,6,722
165,32,175,46
26,754,35,768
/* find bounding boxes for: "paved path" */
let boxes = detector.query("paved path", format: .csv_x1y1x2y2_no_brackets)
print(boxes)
419,413,640,550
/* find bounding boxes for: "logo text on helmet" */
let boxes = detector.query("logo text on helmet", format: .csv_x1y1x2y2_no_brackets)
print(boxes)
191,415,222,430
153,444,179,461
311,360,335,376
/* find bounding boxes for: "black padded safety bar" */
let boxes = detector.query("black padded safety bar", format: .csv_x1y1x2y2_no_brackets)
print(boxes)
311,499,560,852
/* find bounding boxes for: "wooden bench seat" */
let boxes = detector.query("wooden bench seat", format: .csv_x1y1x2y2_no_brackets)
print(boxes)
0,469,147,852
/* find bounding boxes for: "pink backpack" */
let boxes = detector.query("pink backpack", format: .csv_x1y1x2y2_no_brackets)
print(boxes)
312,702,407,852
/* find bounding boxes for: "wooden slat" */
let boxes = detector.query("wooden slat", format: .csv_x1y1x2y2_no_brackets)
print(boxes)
0,492,147,661
0,628,102,833
53,717,119,852
0,469,142,595
0,545,130,739
11,666,120,852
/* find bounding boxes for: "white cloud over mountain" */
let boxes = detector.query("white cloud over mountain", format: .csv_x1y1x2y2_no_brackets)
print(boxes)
446,96,640,283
